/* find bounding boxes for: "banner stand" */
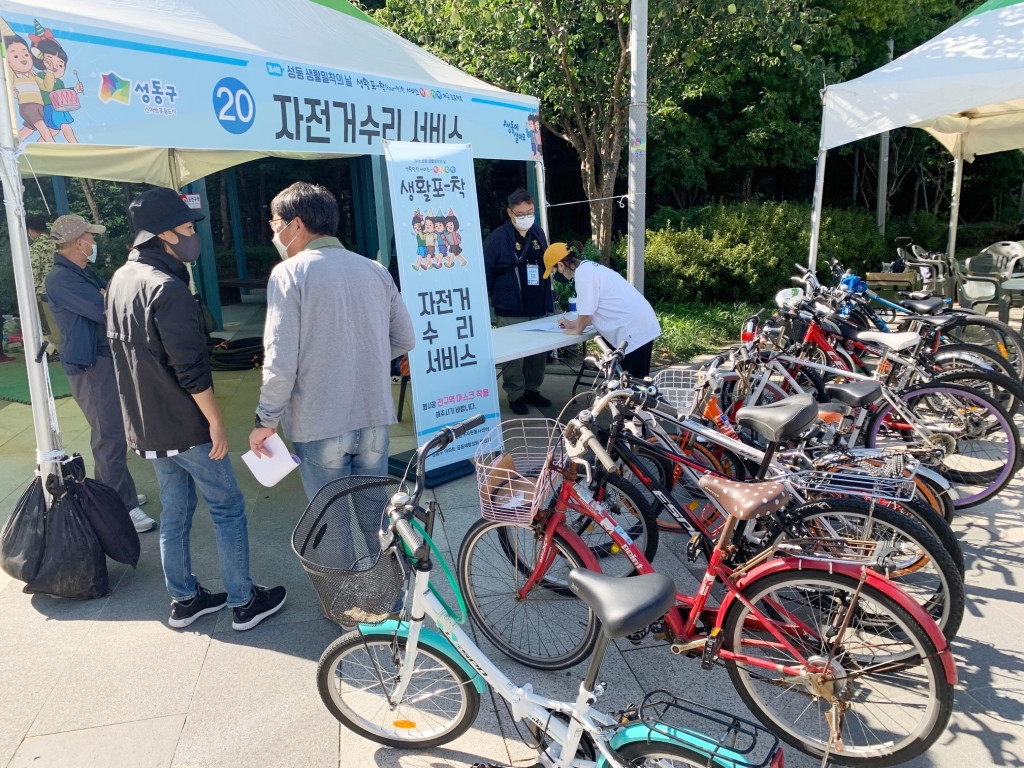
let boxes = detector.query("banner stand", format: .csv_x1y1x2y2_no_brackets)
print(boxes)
387,450,473,488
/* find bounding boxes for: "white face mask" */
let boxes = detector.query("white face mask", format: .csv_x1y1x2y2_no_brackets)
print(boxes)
272,221,296,260
513,214,535,232
87,242,98,263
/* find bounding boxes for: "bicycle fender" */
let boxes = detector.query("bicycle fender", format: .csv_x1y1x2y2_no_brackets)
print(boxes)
362,620,487,693
599,724,745,768
720,556,957,685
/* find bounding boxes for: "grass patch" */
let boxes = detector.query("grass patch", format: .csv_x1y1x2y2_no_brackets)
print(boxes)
653,301,764,365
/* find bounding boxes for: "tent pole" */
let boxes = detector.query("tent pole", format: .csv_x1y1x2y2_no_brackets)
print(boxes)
626,0,648,292
0,46,63,484
808,148,828,275
534,160,549,242
947,137,964,261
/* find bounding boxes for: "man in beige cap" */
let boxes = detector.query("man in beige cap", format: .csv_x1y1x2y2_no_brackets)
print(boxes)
44,214,155,532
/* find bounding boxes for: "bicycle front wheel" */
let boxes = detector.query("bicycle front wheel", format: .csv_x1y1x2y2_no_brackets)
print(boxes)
566,473,659,576
864,383,1019,507
316,630,480,748
723,569,953,767
457,518,600,670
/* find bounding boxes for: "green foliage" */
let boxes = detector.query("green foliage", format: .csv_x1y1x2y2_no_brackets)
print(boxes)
653,301,764,364
636,202,885,305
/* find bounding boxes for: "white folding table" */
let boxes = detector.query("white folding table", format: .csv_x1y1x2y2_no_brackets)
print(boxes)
490,316,597,364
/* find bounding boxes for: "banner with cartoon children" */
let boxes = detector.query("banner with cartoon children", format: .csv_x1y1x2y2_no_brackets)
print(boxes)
0,9,538,159
384,140,499,469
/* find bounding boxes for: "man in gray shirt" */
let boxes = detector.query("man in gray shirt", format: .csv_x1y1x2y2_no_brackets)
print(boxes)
248,182,415,501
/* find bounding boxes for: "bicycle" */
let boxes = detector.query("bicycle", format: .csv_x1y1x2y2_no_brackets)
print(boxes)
459,411,957,766
293,414,786,768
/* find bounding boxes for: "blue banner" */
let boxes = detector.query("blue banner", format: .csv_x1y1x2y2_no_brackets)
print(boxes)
384,140,499,468
0,12,537,160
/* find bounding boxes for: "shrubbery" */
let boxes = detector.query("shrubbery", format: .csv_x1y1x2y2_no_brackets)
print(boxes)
631,202,887,305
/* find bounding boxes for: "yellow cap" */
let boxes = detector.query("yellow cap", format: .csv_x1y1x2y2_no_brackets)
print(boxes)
542,242,570,279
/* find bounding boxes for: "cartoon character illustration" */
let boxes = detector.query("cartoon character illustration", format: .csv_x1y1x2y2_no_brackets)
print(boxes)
528,114,543,161
3,30,55,142
443,210,466,267
432,215,448,268
422,212,438,267
411,210,431,271
31,23,84,144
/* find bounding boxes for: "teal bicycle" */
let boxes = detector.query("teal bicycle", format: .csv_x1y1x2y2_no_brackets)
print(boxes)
292,415,784,768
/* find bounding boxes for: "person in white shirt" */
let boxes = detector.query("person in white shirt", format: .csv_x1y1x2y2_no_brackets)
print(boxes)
544,241,661,377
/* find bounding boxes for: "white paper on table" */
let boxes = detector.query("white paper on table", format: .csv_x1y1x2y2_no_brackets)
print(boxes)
522,321,595,334
241,433,301,487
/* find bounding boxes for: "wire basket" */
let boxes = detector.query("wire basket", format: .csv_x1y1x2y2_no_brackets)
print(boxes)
474,418,564,525
652,367,701,412
291,475,406,627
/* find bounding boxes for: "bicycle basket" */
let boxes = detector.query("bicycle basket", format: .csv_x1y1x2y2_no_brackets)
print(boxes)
474,418,564,525
652,367,700,413
291,475,406,627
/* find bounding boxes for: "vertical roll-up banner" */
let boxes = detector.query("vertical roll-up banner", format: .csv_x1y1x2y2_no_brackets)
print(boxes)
384,140,500,469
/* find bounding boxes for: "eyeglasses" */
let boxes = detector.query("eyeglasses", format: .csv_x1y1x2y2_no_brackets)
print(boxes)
268,218,289,232
510,208,534,217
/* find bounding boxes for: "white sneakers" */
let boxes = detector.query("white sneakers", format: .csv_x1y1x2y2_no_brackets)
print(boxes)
137,493,148,506
129,506,157,533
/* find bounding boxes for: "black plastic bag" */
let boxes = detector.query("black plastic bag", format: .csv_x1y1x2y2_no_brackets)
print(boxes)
64,458,139,567
25,471,109,600
0,477,47,583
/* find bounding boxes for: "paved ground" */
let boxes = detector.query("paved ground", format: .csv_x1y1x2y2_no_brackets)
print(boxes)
1,305,1022,768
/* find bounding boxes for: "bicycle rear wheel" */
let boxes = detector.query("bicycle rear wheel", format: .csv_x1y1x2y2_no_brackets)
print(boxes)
939,314,1024,378
457,518,599,670
723,569,953,767
864,382,1019,507
316,630,480,748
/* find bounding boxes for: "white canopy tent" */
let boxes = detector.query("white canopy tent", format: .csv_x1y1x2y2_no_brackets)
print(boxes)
0,0,540,481
808,0,1024,272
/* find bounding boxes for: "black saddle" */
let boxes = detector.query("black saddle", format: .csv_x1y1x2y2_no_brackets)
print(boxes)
899,297,945,315
824,380,882,408
567,570,676,639
735,393,819,443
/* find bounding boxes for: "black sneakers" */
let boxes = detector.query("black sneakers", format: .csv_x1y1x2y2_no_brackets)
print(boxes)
169,585,228,628
232,584,287,631
523,390,552,407
508,397,530,415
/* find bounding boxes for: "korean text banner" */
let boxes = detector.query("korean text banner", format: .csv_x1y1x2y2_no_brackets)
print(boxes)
384,140,499,469
0,13,538,160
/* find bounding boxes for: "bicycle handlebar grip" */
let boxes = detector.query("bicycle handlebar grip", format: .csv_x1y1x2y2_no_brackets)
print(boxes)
395,516,426,561
649,396,678,420
795,263,808,273
584,431,618,473
451,414,486,439
594,336,612,354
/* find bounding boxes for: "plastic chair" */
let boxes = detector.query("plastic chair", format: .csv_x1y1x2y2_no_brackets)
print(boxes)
949,257,1001,314
905,244,951,298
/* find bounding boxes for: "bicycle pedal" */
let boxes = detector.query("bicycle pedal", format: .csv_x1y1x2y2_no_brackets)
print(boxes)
701,627,723,670
686,534,702,562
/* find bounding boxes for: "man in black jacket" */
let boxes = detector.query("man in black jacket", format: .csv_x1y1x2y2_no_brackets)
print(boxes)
483,188,553,415
106,188,285,632
44,214,154,533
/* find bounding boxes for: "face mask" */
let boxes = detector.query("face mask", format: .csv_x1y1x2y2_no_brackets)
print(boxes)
166,231,202,263
553,269,570,284
86,242,98,264
513,214,535,232
272,223,296,260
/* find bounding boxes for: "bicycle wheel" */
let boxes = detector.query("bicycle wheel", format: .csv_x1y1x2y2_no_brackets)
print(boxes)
766,498,964,642
886,495,965,578
723,569,953,766
614,740,720,767
913,467,957,523
864,382,1020,507
939,314,1024,378
933,347,1024,417
566,473,660,576
457,518,600,670
630,440,724,538
316,630,480,748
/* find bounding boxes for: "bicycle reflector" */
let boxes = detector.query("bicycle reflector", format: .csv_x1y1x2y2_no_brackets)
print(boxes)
740,320,758,343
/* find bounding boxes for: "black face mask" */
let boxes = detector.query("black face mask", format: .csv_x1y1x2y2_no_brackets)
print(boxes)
165,232,201,263
552,270,570,284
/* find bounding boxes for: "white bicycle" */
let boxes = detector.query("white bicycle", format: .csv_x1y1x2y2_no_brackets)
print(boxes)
292,414,784,768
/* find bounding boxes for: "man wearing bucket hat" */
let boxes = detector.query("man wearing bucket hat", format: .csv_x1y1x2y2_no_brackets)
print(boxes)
544,240,661,378
106,188,286,631
44,213,155,533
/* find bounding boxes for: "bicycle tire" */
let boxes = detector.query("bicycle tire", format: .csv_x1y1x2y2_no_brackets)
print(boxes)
614,739,722,767
774,357,830,400
630,439,724,537
316,630,480,748
864,382,1020,507
457,517,600,670
886,495,965,578
913,467,957,523
567,473,660,576
938,314,1024,379
765,498,964,642
932,346,1024,416
722,569,953,766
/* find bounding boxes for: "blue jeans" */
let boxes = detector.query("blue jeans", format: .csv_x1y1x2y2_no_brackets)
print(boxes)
151,444,253,607
293,425,390,502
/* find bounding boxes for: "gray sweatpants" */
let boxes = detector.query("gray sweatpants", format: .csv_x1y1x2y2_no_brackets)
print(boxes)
67,355,140,512
493,314,548,400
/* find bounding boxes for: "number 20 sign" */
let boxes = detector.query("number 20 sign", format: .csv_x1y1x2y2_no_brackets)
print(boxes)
213,77,256,135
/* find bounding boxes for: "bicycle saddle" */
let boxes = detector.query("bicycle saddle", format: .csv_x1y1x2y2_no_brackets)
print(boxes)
857,330,920,351
697,475,792,521
735,392,818,443
898,290,932,301
567,570,676,639
900,297,945,315
901,314,958,330
825,380,882,408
